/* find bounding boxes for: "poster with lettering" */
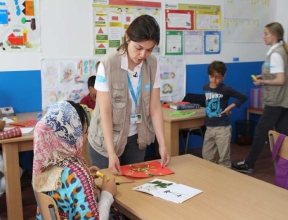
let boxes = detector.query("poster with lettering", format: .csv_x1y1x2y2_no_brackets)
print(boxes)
165,2,221,55
92,0,161,55
0,0,40,52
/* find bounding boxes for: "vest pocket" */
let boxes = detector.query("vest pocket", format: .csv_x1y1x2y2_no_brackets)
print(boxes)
112,102,126,124
112,82,125,99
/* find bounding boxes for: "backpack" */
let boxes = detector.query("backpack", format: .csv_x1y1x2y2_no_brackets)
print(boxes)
272,134,288,189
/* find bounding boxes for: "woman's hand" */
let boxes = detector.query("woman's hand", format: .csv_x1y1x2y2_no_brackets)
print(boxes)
158,145,170,166
89,166,100,178
108,153,122,175
101,174,117,197
255,75,262,80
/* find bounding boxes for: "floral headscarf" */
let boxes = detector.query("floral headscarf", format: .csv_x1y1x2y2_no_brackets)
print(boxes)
32,101,86,192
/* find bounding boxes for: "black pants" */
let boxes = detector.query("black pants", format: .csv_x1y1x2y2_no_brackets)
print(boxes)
245,105,288,168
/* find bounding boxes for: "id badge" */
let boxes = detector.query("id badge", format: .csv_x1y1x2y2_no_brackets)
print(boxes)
130,114,142,124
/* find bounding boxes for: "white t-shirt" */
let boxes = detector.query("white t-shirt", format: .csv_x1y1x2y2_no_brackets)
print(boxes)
266,43,285,74
95,53,161,136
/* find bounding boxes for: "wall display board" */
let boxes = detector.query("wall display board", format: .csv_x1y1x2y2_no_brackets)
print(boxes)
158,55,186,102
0,0,40,52
41,58,98,111
92,0,161,55
165,3,221,55
223,0,273,43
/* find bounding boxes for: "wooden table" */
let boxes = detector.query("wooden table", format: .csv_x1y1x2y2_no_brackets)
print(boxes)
162,107,205,156
97,154,288,220
246,107,263,120
0,112,37,220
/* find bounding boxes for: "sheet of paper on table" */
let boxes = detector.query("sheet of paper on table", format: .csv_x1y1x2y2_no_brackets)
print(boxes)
133,178,202,203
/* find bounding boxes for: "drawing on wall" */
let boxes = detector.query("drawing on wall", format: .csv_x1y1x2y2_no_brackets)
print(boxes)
0,0,41,52
76,59,96,83
41,58,99,111
158,56,185,102
59,61,76,83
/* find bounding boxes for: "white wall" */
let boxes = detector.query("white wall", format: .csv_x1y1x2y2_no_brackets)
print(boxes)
0,0,282,71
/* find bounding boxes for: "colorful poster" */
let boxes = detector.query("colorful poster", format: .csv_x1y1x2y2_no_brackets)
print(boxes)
184,31,203,55
204,31,221,54
158,56,185,102
165,31,183,55
0,0,41,52
165,3,221,55
93,0,161,55
41,58,98,111
165,10,194,30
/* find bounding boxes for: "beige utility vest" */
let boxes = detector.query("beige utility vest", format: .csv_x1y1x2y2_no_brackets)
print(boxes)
262,45,288,108
88,51,156,158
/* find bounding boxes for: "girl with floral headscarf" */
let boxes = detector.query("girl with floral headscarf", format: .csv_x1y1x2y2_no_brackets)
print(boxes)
32,101,118,220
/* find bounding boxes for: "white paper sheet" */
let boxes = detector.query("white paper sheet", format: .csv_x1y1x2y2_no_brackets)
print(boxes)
133,178,202,203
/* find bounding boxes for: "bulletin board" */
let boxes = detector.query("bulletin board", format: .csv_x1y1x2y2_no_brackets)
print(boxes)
164,2,222,55
41,58,98,111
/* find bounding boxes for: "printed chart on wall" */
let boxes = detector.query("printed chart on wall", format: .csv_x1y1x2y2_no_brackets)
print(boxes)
223,0,274,42
0,0,40,52
158,56,185,102
165,3,221,55
41,58,99,111
92,0,161,55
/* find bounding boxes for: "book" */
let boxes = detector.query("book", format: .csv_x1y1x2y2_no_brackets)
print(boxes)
170,103,201,110
133,178,202,203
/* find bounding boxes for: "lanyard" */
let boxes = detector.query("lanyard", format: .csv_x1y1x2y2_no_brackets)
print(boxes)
127,70,142,109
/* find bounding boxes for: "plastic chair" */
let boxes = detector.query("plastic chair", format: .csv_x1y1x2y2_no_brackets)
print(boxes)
180,93,206,153
33,189,62,220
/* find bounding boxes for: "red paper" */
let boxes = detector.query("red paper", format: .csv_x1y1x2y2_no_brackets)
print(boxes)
10,120,36,127
120,161,174,178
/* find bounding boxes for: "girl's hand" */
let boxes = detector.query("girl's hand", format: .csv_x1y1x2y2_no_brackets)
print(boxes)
101,174,117,197
89,166,100,178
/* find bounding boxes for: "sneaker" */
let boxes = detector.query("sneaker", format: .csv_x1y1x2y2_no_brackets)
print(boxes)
232,161,253,174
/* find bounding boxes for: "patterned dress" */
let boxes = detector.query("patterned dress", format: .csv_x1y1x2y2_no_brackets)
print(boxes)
36,162,99,220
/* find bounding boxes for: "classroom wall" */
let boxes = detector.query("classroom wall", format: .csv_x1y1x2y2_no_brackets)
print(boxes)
0,0,288,145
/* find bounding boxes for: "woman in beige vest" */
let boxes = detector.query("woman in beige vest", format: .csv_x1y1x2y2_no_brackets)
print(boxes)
88,15,170,174
233,22,288,173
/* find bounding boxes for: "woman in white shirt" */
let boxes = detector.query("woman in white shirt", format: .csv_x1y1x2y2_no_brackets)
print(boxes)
88,15,170,175
233,22,288,173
